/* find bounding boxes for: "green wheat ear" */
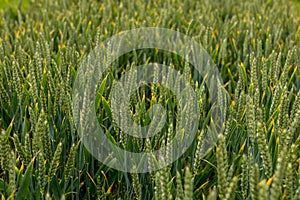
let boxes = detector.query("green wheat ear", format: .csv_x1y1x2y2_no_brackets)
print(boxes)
0,70,10,105
45,193,52,200
38,153,46,196
8,150,15,195
250,55,259,91
64,143,78,184
48,142,63,183
285,162,295,199
154,161,172,200
270,134,289,200
249,156,259,200
0,130,4,168
154,170,162,200
24,133,31,166
216,134,228,199
258,180,268,200
207,187,217,200
12,133,27,166
131,171,142,200
294,171,300,200
241,154,249,198
246,95,257,145
176,171,184,200
256,121,272,178
0,129,11,172
261,57,268,93
193,129,205,172
184,167,193,200
224,176,238,200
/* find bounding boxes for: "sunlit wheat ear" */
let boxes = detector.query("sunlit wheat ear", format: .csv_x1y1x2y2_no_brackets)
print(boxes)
34,42,43,84
193,130,205,172
290,90,300,125
206,187,217,200
224,104,235,137
45,193,52,200
261,57,268,93
246,95,256,144
227,163,235,184
250,55,259,91
270,136,289,200
288,104,300,136
253,88,260,116
268,51,278,86
277,85,289,132
280,48,296,86
249,156,259,200
256,120,272,178
217,77,227,121
258,180,268,200
40,34,51,68
269,84,280,118
236,90,246,123
274,52,282,84
183,56,191,82
284,162,295,200
224,176,238,200
216,134,228,199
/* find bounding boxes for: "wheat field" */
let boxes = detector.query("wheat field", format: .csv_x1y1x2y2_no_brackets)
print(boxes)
0,0,299,199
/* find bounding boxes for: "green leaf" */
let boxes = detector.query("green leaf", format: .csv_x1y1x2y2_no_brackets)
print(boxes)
15,158,34,200
96,75,108,111
50,176,62,200
102,96,112,120
105,129,117,145
0,178,4,191
5,118,14,140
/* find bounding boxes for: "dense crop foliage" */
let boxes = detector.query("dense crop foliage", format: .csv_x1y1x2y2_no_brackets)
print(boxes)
0,0,299,199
